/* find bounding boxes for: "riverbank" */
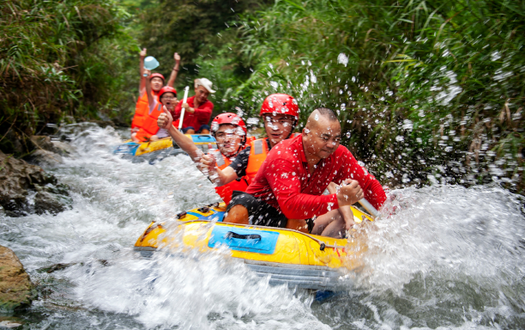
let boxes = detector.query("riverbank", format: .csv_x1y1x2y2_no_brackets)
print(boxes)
0,138,72,218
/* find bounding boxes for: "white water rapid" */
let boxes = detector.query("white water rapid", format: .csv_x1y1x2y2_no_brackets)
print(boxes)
1,123,524,329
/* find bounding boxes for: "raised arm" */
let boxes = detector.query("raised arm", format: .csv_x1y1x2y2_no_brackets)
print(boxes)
144,69,155,110
157,108,201,161
167,52,181,88
139,48,147,94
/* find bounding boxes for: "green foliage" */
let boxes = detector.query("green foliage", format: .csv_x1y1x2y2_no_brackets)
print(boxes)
0,0,138,155
1,0,523,194
193,0,524,193
138,0,271,91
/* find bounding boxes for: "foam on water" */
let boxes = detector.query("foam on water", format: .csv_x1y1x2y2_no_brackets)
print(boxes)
1,124,524,329
317,185,525,329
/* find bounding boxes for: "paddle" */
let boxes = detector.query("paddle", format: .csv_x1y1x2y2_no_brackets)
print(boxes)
179,86,190,131
339,181,380,219
358,198,379,219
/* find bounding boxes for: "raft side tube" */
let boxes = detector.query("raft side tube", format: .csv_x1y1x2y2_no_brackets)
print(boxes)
115,134,218,158
134,220,365,270
134,138,174,156
132,246,351,291
113,141,140,155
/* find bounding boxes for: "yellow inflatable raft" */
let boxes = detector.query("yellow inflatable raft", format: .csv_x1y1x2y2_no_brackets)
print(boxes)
134,203,373,290
114,135,217,163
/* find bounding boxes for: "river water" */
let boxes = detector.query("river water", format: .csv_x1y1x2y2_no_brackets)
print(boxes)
1,123,524,329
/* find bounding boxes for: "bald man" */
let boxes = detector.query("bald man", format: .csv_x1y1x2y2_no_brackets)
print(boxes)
223,108,386,238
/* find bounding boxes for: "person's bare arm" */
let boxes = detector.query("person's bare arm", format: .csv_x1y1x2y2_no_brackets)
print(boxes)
157,108,201,161
139,48,146,94
167,52,181,88
328,182,355,230
200,155,239,186
181,102,195,114
143,69,156,110
336,179,364,207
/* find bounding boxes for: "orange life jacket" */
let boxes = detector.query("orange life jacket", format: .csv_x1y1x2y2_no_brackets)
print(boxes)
131,93,148,129
245,138,270,183
245,136,256,145
213,150,250,204
134,100,164,142
132,92,162,142
245,134,299,183
132,92,159,129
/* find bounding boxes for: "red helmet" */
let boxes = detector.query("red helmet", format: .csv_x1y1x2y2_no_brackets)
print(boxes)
158,86,177,99
211,113,247,145
149,73,165,82
260,94,299,119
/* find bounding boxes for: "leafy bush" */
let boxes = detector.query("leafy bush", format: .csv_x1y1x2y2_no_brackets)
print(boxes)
0,0,138,155
194,0,524,193
137,0,271,100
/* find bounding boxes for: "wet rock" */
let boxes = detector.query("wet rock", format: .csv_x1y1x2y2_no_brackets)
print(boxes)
34,190,68,215
0,246,35,312
29,136,60,154
0,150,71,217
26,149,63,166
25,136,65,165
50,140,75,156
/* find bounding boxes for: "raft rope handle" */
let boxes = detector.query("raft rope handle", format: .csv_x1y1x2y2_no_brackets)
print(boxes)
225,231,261,241
176,220,344,251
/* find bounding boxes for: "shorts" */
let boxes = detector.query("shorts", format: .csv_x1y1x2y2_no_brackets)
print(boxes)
182,124,210,134
226,191,288,228
306,218,315,233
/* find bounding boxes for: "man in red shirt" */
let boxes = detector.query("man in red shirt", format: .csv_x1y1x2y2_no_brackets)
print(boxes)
224,108,386,238
171,78,214,134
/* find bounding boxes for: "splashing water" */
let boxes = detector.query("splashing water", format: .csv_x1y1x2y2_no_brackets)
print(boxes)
1,124,524,329
337,53,349,67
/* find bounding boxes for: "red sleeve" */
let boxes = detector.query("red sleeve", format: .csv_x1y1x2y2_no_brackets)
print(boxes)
265,159,339,219
195,101,213,126
333,149,387,210
171,101,182,121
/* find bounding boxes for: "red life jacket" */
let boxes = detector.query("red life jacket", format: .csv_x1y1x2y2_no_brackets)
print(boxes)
212,150,250,204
